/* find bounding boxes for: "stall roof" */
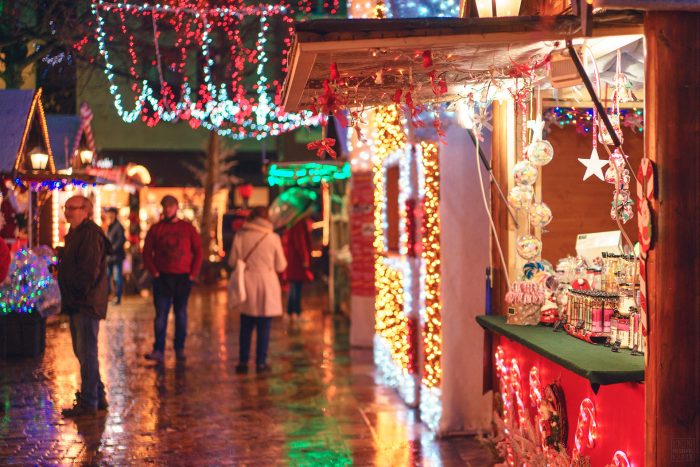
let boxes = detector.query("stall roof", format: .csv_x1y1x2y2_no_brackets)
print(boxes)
282,13,643,112
0,90,40,173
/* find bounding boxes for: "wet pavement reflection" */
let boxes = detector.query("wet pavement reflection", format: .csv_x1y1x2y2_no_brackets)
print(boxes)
0,287,492,465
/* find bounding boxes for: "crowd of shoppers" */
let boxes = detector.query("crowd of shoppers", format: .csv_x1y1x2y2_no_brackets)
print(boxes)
44,193,311,418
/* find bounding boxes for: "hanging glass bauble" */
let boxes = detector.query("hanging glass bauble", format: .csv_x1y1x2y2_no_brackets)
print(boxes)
530,202,553,228
516,234,542,260
527,140,554,166
508,185,534,209
513,161,538,186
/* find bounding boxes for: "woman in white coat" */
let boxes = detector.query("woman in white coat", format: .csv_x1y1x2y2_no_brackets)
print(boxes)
228,206,287,374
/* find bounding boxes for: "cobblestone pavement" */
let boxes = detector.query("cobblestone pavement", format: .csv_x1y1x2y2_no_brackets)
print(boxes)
0,286,493,466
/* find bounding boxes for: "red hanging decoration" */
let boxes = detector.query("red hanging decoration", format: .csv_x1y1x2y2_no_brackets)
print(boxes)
422,50,433,68
307,138,337,159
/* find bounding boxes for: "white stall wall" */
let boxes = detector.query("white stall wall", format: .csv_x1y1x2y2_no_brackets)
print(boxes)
438,124,492,434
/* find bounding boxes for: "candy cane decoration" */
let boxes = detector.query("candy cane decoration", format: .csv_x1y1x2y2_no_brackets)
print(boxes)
495,347,515,466
529,366,549,452
495,347,513,433
636,158,654,357
572,398,597,461
510,359,528,428
611,450,631,467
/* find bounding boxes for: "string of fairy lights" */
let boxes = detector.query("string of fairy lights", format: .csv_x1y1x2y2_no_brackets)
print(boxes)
372,104,414,374
418,141,442,389
88,0,328,140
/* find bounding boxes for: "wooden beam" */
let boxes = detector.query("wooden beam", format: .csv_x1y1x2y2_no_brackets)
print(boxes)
645,11,700,467
294,16,642,51
282,40,318,113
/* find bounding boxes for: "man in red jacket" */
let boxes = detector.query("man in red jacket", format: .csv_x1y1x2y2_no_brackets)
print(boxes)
143,195,203,362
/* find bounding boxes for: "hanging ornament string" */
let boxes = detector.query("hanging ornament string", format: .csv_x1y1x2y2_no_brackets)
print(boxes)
151,9,166,104
89,0,325,140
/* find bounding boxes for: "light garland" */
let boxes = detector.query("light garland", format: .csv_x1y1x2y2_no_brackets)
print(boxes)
0,248,57,315
373,332,417,405
89,0,326,140
372,105,419,405
544,107,644,135
419,141,442,389
14,178,97,192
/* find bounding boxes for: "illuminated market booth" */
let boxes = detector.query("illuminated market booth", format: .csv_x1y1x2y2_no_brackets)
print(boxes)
282,1,700,465
267,162,351,314
0,89,60,357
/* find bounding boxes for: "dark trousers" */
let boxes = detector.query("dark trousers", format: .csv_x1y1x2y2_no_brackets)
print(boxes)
238,314,272,366
152,274,192,352
107,261,124,300
69,313,105,409
287,281,303,315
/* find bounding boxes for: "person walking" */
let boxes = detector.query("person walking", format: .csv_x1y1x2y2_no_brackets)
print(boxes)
143,195,202,362
283,216,313,320
229,206,287,374
58,195,111,416
105,207,126,305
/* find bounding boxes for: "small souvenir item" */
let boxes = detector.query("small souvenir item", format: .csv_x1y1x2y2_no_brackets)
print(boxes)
530,202,553,228
616,315,631,348
516,234,542,260
513,160,538,186
506,281,545,325
508,185,534,209
527,140,554,166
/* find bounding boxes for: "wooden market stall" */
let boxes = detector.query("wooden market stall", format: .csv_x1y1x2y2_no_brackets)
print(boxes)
0,88,59,357
0,88,57,248
283,4,700,466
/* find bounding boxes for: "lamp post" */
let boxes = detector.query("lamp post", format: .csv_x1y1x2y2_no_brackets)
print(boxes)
26,148,51,247
474,0,522,17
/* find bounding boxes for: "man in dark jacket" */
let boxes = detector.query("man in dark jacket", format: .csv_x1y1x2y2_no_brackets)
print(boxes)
58,195,111,417
142,195,202,362
105,207,126,304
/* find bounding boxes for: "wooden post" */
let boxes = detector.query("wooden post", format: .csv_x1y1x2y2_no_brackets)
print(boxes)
490,100,515,317
645,12,700,467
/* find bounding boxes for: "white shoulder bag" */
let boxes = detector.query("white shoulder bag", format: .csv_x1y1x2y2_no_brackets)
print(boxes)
228,233,268,309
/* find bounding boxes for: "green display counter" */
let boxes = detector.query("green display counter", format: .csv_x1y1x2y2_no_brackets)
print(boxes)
476,315,644,386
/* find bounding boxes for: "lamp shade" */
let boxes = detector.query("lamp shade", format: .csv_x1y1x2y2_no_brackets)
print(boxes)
30,152,49,171
79,149,94,165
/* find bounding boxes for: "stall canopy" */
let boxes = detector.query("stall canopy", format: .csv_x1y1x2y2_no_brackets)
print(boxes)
282,13,643,112
0,89,56,176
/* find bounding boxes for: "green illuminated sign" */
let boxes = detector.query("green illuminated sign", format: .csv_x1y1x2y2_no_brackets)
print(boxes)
267,163,350,187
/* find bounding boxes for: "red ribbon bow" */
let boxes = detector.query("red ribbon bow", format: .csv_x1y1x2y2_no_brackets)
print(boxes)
307,138,337,159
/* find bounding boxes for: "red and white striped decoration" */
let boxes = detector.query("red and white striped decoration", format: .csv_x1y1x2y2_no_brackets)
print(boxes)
74,102,96,158
636,157,654,356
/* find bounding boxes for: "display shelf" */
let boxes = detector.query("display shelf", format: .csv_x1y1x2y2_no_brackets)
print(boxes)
476,315,644,387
